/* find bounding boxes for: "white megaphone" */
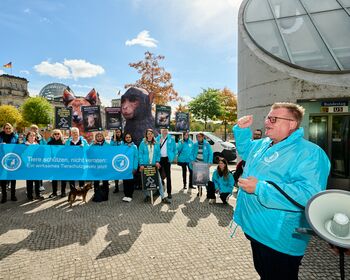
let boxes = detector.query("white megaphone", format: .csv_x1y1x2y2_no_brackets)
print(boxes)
297,189,350,280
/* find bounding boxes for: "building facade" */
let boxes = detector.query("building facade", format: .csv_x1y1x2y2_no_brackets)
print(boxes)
238,0,350,190
0,74,29,107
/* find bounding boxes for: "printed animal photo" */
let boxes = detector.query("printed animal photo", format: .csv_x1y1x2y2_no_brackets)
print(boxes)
63,88,97,134
155,105,171,129
82,106,102,132
121,87,157,146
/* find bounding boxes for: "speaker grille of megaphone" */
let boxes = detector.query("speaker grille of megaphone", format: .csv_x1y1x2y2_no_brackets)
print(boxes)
306,190,350,249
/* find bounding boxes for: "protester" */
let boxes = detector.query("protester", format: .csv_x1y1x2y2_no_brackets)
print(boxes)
122,133,138,202
233,102,330,280
25,131,44,201
29,124,46,192
91,132,109,202
47,129,67,198
65,127,88,190
189,132,213,195
207,158,234,204
110,128,123,193
156,128,177,199
190,133,213,168
138,129,170,204
0,123,19,203
177,131,194,189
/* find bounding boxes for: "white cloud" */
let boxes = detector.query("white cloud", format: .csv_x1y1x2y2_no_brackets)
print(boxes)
0,70,5,75
125,30,158,48
23,8,31,14
34,61,70,79
20,70,30,75
34,59,105,80
63,59,105,79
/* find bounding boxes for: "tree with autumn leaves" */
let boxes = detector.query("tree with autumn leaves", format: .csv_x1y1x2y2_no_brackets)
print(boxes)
125,51,181,105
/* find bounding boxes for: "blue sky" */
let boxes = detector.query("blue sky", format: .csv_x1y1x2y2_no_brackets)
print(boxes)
0,0,242,106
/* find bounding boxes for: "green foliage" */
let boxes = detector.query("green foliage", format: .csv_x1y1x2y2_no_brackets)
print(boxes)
188,88,222,129
0,105,22,127
21,97,53,126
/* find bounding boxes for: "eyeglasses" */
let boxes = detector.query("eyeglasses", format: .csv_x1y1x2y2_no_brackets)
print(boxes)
266,116,295,123
53,133,60,136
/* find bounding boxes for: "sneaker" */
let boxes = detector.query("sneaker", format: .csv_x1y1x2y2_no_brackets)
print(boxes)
60,193,66,198
183,185,187,189
161,198,171,204
167,194,172,199
189,186,195,189
143,196,150,202
123,197,132,202
49,193,57,198
39,186,45,192
1,198,7,204
35,195,44,200
209,199,215,204
27,197,34,201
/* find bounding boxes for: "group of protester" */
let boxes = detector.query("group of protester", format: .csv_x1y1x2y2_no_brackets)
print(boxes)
2,101,347,279
0,123,236,206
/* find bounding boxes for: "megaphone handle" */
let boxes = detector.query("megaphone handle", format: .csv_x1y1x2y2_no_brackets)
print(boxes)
339,247,345,280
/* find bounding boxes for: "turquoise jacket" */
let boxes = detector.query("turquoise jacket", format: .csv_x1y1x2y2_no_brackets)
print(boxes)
124,142,139,170
212,170,234,194
233,125,330,256
110,139,124,146
177,139,193,163
90,140,109,146
189,139,213,169
138,139,161,166
156,134,177,162
65,136,88,146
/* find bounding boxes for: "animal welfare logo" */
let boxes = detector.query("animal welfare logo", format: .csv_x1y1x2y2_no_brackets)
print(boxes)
1,153,22,171
112,154,130,172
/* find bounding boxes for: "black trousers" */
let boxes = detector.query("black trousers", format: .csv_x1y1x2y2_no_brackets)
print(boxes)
206,181,216,199
26,180,40,199
1,180,16,199
123,178,135,198
52,181,66,195
179,162,193,188
160,157,172,195
246,234,303,280
93,181,109,202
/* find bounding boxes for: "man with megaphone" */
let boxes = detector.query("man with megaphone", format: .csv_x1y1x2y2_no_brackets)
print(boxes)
233,102,330,280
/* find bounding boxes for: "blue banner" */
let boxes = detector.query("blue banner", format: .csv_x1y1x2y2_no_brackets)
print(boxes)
0,144,134,180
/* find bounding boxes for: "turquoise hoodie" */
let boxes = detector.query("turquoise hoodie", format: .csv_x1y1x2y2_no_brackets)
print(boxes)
233,125,330,256
212,170,234,194
138,138,161,166
177,138,193,163
189,139,213,169
156,134,177,162
124,142,139,170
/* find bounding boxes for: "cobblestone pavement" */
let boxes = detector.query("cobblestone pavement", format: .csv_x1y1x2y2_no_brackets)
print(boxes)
0,165,349,280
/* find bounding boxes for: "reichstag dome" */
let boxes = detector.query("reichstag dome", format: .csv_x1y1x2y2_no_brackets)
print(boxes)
39,83,73,100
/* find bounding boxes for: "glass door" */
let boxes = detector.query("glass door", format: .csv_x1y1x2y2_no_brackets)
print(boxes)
331,116,350,179
309,115,350,190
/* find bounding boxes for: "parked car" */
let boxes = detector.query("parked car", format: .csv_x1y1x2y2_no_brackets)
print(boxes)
170,131,236,163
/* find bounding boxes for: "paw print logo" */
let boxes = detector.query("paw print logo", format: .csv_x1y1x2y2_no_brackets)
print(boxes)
1,153,22,171
112,154,129,172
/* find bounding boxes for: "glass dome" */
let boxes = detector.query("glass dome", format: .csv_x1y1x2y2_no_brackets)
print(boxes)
243,0,350,72
39,83,73,100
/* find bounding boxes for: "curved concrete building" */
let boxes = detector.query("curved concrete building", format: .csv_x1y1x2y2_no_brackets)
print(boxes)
237,0,350,190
